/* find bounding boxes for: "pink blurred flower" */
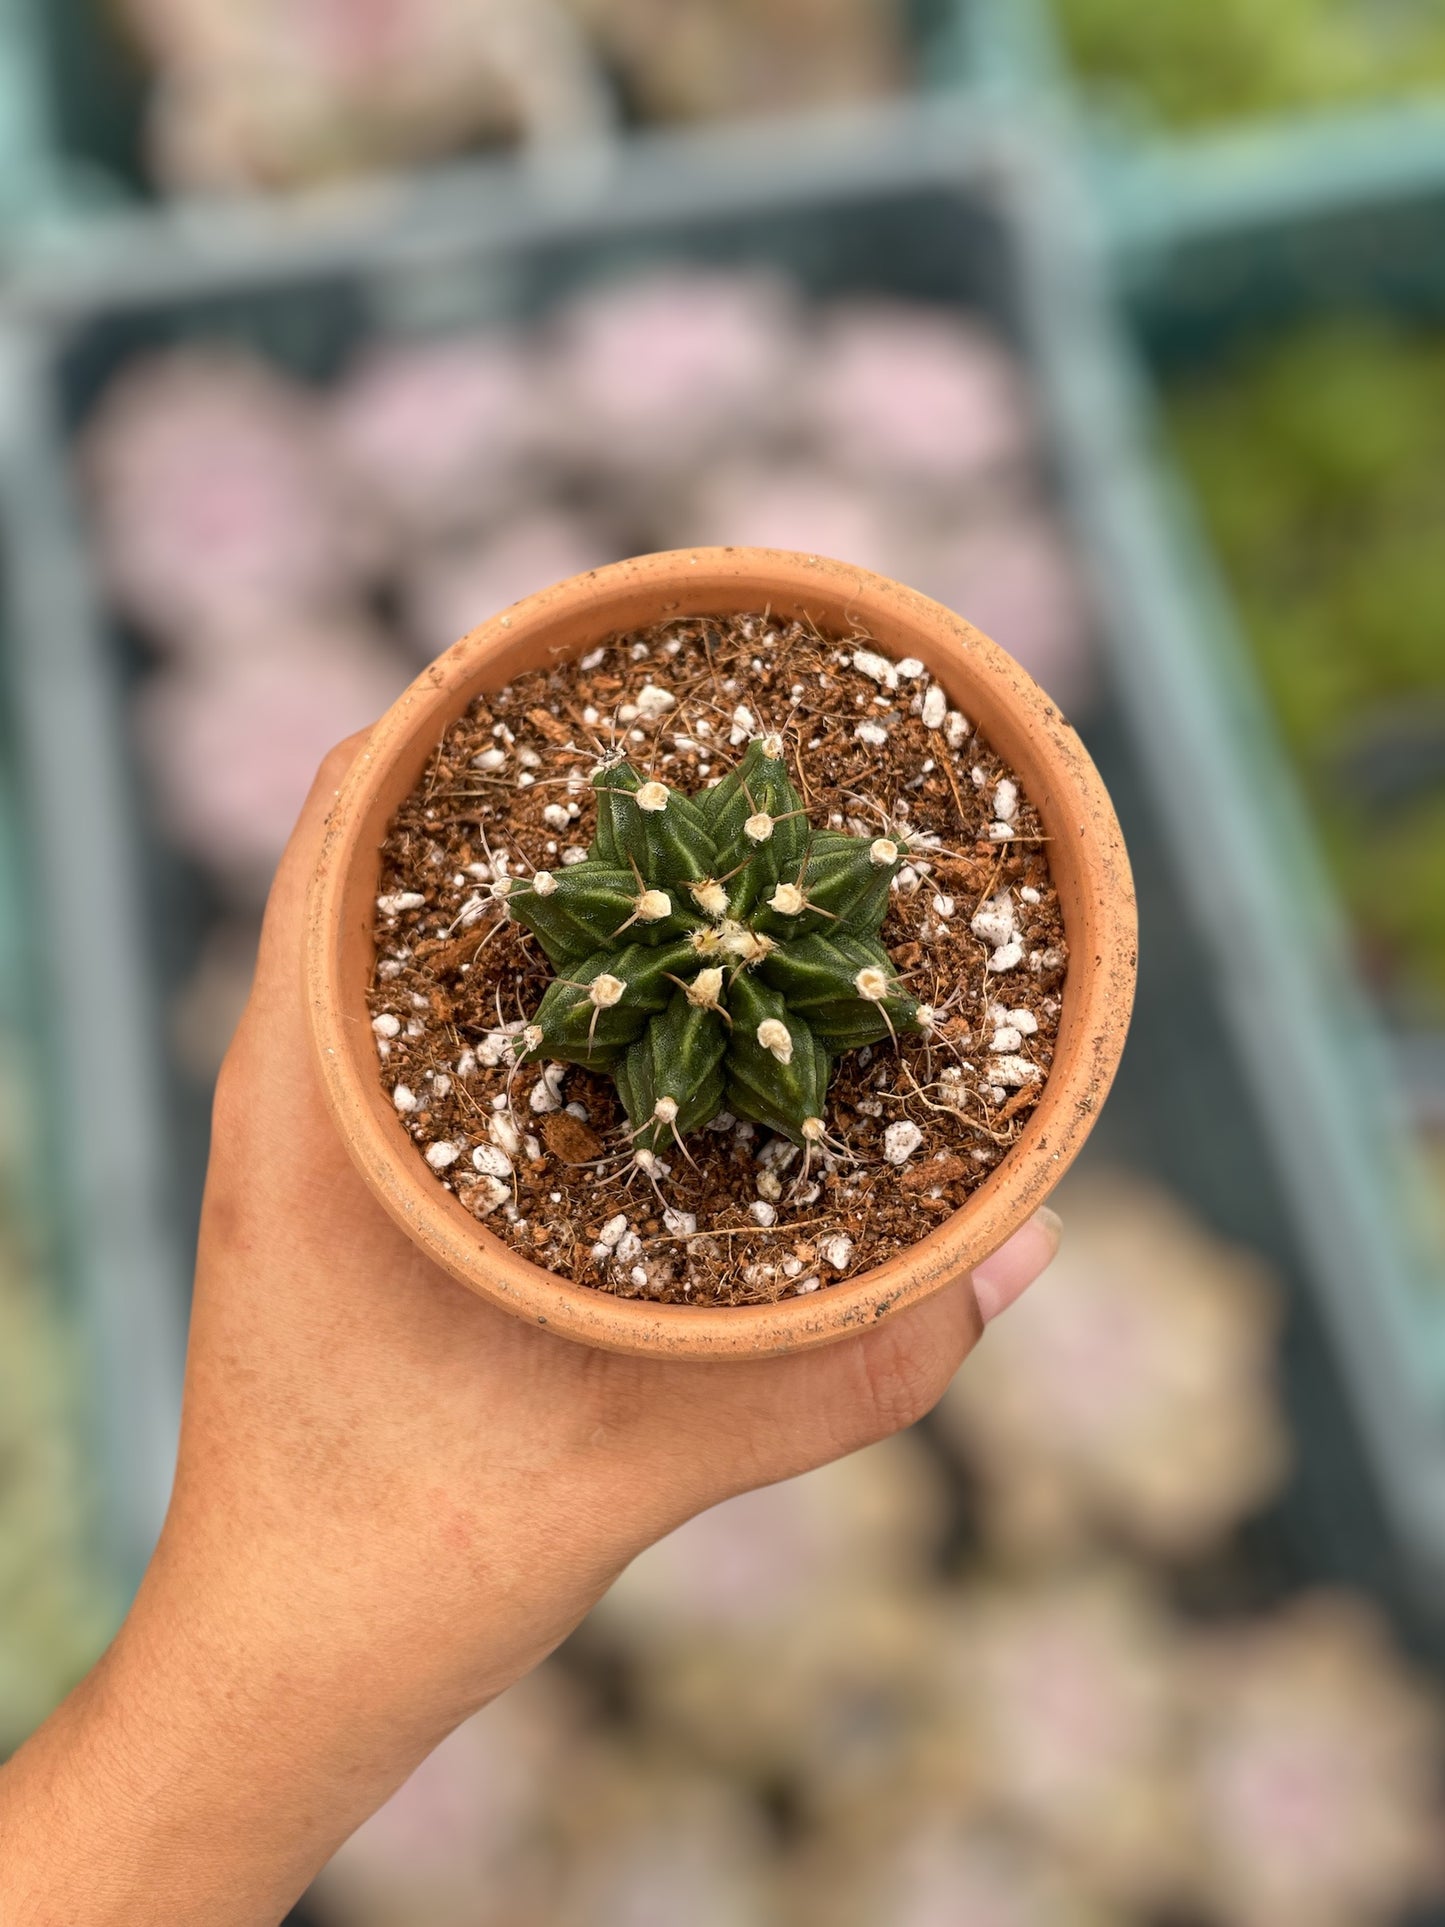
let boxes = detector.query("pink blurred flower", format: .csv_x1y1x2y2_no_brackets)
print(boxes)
134,615,408,893
124,0,607,191
82,350,377,647
1188,1598,1445,1927
595,1432,944,1636
679,462,910,578
941,1568,1193,1907
904,513,1096,715
552,269,800,475
802,303,1036,486
312,1669,580,1925
936,1172,1288,1560
803,1816,1118,1927
401,512,618,659
329,333,549,542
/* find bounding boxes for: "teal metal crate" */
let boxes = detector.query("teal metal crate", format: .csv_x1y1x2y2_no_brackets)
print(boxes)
3,102,1439,1648
0,0,978,250
1005,116,1445,1600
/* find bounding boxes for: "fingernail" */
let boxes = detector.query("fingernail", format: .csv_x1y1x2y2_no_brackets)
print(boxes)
972,1207,1062,1325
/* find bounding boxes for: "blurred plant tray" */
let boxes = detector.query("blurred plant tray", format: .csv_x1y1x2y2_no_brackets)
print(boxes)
1,104,1441,1638
1006,128,1445,1602
0,0,977,250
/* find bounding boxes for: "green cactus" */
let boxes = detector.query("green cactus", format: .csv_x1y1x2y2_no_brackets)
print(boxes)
506,736,927,1157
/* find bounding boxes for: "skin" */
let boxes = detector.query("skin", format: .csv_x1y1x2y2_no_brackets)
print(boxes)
0,738,1060,1927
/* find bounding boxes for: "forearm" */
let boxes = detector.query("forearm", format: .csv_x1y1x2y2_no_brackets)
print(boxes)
0,1573,455,1927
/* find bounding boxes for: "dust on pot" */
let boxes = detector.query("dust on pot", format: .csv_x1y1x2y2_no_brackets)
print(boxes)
306,549,1136,1357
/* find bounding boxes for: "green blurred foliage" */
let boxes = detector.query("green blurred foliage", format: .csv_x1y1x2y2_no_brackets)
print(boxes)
1167,321,1445,1013
1056,0,1445,128
0,1058,116,1754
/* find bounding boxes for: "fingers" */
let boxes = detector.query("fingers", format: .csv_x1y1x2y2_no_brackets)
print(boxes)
971,1206,1062,1324
837,1204,1063,1445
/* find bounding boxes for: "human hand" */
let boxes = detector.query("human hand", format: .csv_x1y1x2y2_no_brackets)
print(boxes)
0,736,1059,1927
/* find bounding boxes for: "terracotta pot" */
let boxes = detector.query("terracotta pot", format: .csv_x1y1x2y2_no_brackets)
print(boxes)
306,548,1136,1357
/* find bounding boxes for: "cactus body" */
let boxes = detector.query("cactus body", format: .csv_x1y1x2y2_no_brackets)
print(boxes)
510,739,923,1148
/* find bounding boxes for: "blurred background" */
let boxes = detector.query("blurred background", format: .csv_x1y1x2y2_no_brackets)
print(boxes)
2,1,1445,1922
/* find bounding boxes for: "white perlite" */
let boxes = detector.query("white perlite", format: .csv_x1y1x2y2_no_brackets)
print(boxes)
425,1141,461,1170
854,719,889,747
392,1083,418,1113
664,1208,698,1236
822,1234,854,1272
471,1144,514,1179
542,803,571,830
992,1055,1041,1088
988,940,1025,973
883,1120,924,1165
920,683,948,731
851,648,898,690
377,891,426,916
598,1213,629,1249
748,1200,777,1227
529,1065,566,1113
993,778,1019,823
371,1012,401,1039
990,1027,1023,1054
945,710,970,748
635,685,676,720
970,893,1017,950
467,1177,509,1217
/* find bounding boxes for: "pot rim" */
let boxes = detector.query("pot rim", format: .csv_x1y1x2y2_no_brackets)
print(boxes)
306,547,1136,1358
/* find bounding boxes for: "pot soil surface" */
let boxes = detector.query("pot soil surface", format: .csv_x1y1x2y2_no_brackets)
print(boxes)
367,613,1067,1306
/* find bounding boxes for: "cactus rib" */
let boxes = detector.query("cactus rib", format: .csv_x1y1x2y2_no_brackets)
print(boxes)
510,737,924,1151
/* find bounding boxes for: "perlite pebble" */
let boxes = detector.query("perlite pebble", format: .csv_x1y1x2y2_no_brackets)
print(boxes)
542,804,571,830
793,1275,822,1295
392,1084,418,1113
562,846,589,865
988,941,1025,973
970,895,1016,948
425,1141,461,1170
529,1066,565,1114
749,1200,778,1227
990,1027,1023,1054
756,1171,783,1202
883,1120,924,1165
635,685,676,720
822,1234,854,1271
896,657,926,680
851,649,898,690
469,1177,509,1217
993,778,1019,823
471,1144,513,1179
921,683,948,730
598,1213,629,1249
945,711,970,748
614,1230,644,1265
377,892,426,916
664,1208,698,1236
992,1055,1041,1087
473,747,507,771
371,1012,401,1038
855,720,889,747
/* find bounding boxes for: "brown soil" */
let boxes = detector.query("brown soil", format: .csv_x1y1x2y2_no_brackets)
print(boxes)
367,613,1067,1306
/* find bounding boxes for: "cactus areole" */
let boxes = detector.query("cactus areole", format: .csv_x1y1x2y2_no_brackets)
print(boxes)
507,735,926,1158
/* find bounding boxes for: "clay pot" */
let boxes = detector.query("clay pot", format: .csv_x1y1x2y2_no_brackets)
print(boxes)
306,548,1136,1357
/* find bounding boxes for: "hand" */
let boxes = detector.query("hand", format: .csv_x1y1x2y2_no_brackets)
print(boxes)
0,737,1060,1927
